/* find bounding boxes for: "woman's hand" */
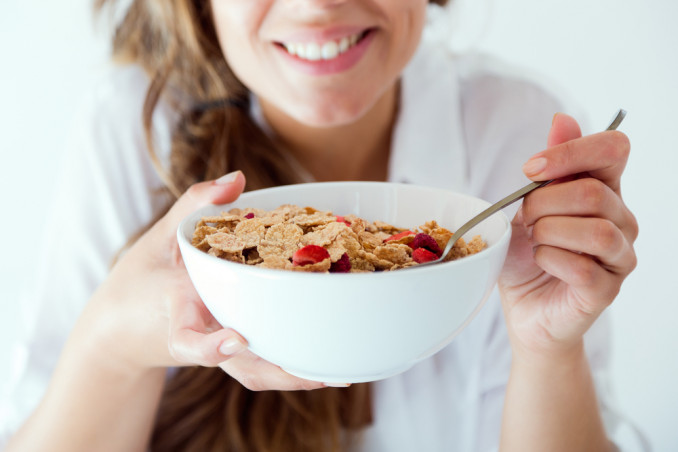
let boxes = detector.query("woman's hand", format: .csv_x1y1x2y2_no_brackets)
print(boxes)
80,170,325,390
498,113,638,358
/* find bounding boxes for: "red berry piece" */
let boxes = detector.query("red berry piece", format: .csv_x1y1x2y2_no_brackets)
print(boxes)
292,245,330,266
384,230,415,243
244,213,255,219
412,248,439,264
336,215,351,226
410,233,442,256
329,253,351,273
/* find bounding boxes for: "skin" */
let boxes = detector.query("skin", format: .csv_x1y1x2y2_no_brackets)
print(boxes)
7,1,637,451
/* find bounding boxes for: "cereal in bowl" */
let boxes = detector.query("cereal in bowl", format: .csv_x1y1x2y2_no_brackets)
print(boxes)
192,205,486,273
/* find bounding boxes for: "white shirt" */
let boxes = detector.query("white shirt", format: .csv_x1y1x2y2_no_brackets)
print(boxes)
0,16,632,451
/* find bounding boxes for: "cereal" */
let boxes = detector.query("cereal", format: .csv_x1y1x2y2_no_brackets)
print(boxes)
192,204,487,273
233,218,266,248
259,223,304,260
372,244,412,266
192,225,218,251
384,230,416,244
206,232,246,253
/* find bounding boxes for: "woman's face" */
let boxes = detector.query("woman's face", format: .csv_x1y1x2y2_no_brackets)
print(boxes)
210,0,428,127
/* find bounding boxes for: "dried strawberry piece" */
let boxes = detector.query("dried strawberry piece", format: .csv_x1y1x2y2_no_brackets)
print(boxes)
384,230,415,242
410,233,442,256
329,252,351,273
292,245,330,266
335,215,351,226
412,248,439,264
244,213,255,219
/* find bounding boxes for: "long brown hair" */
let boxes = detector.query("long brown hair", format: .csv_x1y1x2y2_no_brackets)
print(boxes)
95,1,448,451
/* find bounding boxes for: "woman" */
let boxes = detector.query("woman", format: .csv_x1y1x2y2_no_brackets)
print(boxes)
3,0,637,451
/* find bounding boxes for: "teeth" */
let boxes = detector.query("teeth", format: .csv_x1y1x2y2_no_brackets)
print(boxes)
283,31,364,61
321,41,338,60
338,37,349,53
305,42,321,61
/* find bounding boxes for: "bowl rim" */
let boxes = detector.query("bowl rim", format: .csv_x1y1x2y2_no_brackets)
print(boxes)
177,181,512,279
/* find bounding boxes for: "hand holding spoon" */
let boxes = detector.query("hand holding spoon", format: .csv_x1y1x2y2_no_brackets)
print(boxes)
416,109,627,268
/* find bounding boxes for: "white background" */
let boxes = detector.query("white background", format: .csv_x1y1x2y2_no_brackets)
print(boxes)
1,0,676,450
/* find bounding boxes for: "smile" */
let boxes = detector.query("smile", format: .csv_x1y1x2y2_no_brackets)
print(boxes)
278,30,371,62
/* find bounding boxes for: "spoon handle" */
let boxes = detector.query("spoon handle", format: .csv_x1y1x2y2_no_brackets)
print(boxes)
444,180,550,250
433,109,627,265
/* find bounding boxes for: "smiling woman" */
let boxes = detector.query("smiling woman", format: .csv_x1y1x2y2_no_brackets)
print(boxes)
2,0,642,451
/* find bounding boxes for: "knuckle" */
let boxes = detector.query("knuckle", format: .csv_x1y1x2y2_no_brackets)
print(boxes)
556,140,578,168
627,249,638,274
604,130,631,161
579,178,608,212
590,219,621,253
626,210,640,242
571,258,598,288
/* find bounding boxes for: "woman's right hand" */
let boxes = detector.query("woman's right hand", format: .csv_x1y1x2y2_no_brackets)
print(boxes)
78,171,326,391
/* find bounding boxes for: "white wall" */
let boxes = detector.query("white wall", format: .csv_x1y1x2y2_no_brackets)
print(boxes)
1,1,676,450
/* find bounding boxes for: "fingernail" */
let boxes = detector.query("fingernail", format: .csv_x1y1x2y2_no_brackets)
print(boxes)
215,171,241,185
323,382,352,388
522,157,547,177
552,112,561,125
219,337,246,356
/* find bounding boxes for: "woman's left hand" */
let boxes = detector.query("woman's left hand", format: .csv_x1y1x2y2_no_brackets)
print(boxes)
498,113,638,358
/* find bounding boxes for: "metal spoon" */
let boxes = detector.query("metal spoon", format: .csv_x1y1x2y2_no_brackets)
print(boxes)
416,108,627,268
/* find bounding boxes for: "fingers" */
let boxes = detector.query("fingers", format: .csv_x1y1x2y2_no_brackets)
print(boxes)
532,245,626,313
531,216,637,276
523,130,630,193
168,293,326,391
219,351,327,391
523,113,630,194
168,292,248,367
160,170,247,236
521,178,639,244
169,325,248,367
517,112,637,310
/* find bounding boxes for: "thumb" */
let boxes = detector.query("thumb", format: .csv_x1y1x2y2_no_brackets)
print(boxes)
522,113,582,179
547,112,582,147
164,170,247,230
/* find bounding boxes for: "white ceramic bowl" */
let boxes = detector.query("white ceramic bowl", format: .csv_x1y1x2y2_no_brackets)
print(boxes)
177,182,511,383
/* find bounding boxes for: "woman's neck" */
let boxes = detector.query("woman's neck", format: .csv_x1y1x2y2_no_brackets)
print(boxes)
259,83,399,182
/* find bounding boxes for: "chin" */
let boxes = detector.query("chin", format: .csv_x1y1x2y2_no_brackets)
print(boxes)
291,98,375,128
